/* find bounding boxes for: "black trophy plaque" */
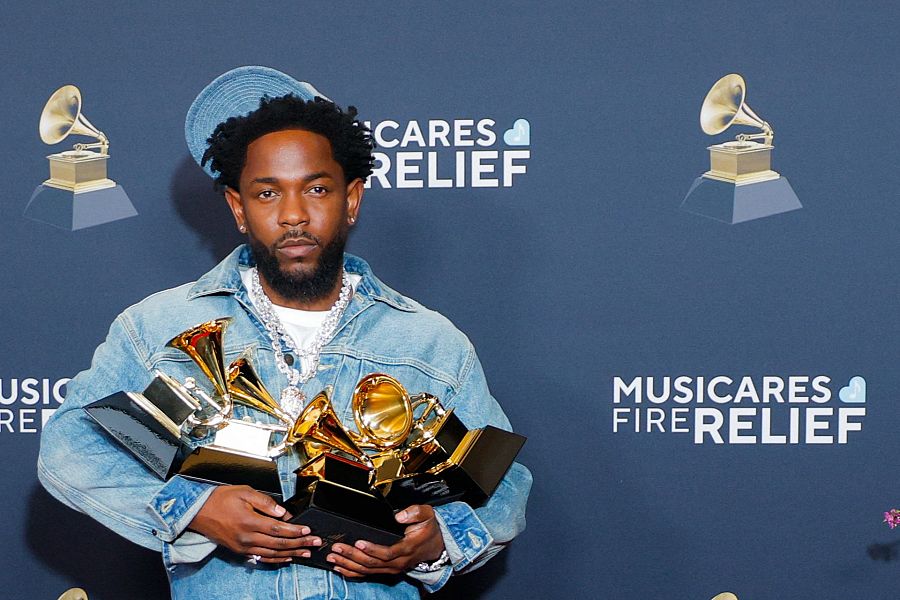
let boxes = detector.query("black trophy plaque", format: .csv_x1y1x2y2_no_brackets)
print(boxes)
178,446,283,498
442,426,526,504
283,453,404,569
384,425,525,508
85,390,181,479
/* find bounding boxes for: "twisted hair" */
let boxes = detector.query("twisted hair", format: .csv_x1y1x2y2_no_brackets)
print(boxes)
201,95,374,190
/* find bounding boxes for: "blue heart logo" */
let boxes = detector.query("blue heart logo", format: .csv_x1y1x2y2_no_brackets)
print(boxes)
504,119,531,146
839,376,866,403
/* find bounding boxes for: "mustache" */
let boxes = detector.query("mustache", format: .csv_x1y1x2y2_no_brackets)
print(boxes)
274,229,321,247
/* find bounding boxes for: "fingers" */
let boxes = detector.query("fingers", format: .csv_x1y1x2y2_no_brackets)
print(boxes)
257,556,293,565
190,485,318,558
325,504,445,577
234,497,310,540
254,516,311,539
248,551,293,565
229,514,321,554
239,487,287,519
326,543,405,577
349,539,406,562
395,504,434,525
240,532,323,566
233,513,311,550
192,490,446,575
240,533,322,553
246,540,318,563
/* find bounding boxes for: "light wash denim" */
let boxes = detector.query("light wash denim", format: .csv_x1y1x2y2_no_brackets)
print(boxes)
38,246,532,599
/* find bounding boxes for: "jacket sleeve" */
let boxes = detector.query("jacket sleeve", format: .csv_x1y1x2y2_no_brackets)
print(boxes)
409,344,533,593
37,313,218,564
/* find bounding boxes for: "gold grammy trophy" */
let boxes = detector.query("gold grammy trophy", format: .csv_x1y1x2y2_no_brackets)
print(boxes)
25,84,137,230
85,318,291,496
681,73,801,224
167,319,296,496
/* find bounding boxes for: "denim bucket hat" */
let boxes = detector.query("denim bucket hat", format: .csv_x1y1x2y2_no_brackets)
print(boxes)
184,65,327,178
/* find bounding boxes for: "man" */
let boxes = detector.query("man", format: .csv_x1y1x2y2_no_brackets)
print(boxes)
38,66,531,599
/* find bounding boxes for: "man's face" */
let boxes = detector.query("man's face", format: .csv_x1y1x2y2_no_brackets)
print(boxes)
225,129,363,305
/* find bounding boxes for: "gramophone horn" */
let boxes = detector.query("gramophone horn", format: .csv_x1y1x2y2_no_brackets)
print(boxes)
287,390,372,467
352,373,413,450
166,318,232,399
227,349,292,426
39,85,107,147
700,73,770,137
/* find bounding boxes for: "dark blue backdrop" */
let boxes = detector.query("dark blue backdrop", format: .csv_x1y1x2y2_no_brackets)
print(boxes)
3,2,900,598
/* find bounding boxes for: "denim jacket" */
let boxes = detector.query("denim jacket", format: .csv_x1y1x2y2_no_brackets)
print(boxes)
38,246,532,600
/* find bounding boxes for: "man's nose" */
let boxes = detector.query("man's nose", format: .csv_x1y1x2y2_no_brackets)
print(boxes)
278,191,310,226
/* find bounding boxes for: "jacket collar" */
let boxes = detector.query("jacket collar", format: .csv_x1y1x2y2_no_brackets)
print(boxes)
186,244,416,312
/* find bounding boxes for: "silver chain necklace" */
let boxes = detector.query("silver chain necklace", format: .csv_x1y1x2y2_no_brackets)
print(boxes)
249,267,352,419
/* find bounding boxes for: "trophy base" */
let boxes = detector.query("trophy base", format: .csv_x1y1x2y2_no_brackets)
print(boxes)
178,446,283,499
680,175,801,224
46,150,113,191
440,426,526,505
381,473,467,509
25,184,137,230
706,141,777,184
383,425,526,507
85,391,181,480
284,480,404,570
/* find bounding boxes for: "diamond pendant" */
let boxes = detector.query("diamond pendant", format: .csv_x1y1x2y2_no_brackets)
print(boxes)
281,386,306,420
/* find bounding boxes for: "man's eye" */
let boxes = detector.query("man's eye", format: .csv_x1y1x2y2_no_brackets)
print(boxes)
258,190,278,200
309,186,327,195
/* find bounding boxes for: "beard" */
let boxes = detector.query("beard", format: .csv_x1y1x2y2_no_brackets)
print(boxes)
249,227,347,303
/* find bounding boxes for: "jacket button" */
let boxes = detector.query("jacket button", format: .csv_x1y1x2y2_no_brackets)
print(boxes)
284,354,294,366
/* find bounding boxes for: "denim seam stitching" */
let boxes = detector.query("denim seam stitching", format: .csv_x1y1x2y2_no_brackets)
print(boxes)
441,342,477,407
120,312,154,371
321,348,460,388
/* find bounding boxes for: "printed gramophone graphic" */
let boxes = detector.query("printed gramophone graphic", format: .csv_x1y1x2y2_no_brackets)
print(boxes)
24,85,137,230
680,74,801,224
85,318,524,570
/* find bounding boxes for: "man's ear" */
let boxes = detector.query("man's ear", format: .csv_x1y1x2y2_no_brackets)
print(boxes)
224,187,246,231
345,178,364,224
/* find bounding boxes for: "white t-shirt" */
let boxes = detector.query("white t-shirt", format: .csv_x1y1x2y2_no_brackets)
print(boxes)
239,267,361,374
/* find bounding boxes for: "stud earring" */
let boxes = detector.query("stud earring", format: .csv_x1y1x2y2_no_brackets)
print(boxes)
239,225,247,233
348,216,356,224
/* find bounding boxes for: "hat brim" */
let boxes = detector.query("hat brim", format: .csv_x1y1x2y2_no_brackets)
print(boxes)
184,65,326,178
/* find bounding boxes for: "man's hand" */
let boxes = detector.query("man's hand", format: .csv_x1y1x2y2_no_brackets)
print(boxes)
327,504,446,577
188,485,321,564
